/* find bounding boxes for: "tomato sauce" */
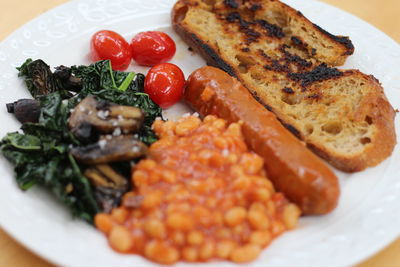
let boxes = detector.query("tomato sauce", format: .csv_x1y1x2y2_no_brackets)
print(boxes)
95,115,300,264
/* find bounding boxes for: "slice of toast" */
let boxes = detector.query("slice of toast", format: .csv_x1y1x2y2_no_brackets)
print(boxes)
172,0,396,172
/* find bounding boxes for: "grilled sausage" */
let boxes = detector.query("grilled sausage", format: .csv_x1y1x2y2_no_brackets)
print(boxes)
184,66,340,215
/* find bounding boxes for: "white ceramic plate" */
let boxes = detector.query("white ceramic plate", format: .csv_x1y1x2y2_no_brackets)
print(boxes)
0,0,399,266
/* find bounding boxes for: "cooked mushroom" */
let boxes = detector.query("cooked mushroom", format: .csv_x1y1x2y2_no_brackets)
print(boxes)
68,96,144,140
70,135,147,164
84,164,127,188
53,65,82,91
95,187,127,213
6,99,41,123
84,164,129,213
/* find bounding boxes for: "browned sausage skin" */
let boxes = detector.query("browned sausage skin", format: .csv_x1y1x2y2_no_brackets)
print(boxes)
184,66,340,215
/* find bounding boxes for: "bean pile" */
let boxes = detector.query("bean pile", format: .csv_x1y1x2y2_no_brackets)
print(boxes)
95,115,300,264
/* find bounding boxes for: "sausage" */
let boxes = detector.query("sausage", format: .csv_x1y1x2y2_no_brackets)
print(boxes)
184,66,340,215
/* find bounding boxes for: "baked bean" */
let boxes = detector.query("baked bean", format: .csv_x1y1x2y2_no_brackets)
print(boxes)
209,153,225,167
144,241,179,264
140,159,156,171
131,230,146,253
266,201,276,215
166,213,194,231
193,206,212,225
199,241,215,260
203,114,217,123
283,204,301,229
171,231,186,246
241,153,264,174
95,213,114,234
227,153,238,164
157,120,176,136
212,118,227,130
148,170,161,184
230,244,262,263
111,207,129,224
250,231,271,246
175,117,201,136
215,228,232,239
254,188,271,202
233,224,245,237
141,190,163,209
161,169,177,183
271,221,285,237
214,136,228,149
132,170,147,186
216,240,236,259
232,175,252,190
182,247,198,262
187,230,205,245
250,202,267,213
212,211,224,226
224,207,247,226
206,197,218,209
248,210,270,230
151,119,163,133
226,123,242,137
131,210,143,218
143,219,166,239
100,115,300,264
231,165,245,177
109,226,133,252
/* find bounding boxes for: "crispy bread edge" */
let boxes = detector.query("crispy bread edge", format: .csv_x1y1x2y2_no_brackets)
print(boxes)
306,73,396,172
172,1,397,172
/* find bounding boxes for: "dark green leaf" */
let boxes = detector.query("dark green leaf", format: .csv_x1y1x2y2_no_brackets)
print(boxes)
3,59,162,223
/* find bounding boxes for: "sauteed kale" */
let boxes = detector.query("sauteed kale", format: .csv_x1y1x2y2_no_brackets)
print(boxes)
0,59,162,223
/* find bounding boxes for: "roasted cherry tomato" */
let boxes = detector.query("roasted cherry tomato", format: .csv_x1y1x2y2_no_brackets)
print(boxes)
131,31,176,66
144,63,185,108
90,30,132,71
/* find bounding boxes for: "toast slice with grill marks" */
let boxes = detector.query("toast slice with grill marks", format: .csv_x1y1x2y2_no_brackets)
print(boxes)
172,0,396,172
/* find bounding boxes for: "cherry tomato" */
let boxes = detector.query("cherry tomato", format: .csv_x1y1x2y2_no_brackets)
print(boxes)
90,30,132,71
144,63,185,108
131,31,176,66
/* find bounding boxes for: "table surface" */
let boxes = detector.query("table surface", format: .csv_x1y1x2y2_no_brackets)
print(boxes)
0,0,399,266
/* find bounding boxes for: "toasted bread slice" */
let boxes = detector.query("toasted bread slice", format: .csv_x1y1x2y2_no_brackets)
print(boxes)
172,0,396,172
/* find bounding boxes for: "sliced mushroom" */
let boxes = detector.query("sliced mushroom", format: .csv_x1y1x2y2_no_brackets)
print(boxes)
84,164,127,188
68,96,144,140
84,164,129,213
53,65,82,91
70,135,147,164
95,187,127,213
6,99,41,123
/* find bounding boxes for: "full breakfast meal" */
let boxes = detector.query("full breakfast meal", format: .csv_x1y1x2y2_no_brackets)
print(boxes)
0,0,396,264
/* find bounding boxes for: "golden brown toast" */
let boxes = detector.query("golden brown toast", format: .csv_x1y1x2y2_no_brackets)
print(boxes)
172,0,396,172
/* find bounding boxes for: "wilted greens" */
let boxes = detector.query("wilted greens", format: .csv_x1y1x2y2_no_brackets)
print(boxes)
1,59,162,223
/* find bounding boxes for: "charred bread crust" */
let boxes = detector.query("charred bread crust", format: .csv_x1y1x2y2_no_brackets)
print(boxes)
312,23,354,55
172,4,237,76
173,0,354,66
172,0,397,172
276,0,354,57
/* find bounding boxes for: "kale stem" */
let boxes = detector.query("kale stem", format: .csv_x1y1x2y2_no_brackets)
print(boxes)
108,60,117,89
134,92,148,96
68,153,100,215
118,72,135,91
68,153,82,176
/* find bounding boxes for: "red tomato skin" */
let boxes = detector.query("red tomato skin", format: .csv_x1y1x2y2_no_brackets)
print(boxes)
144,63,185,108
131,31,176,66
90,30,132,71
